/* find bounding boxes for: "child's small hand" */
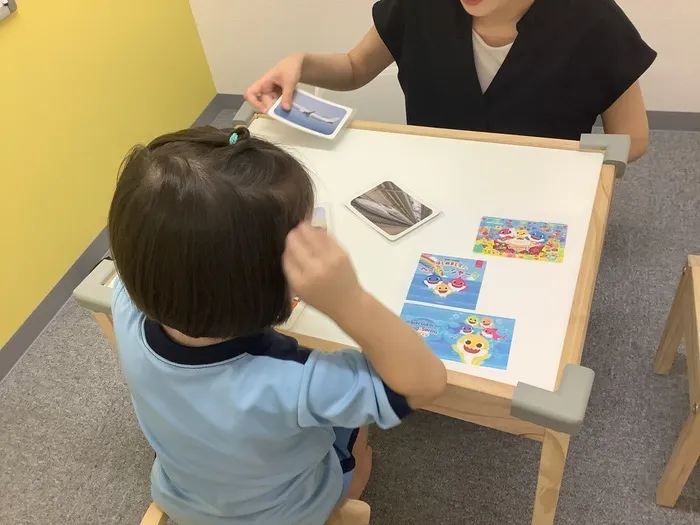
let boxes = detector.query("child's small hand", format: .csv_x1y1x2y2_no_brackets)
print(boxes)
283,223,365,320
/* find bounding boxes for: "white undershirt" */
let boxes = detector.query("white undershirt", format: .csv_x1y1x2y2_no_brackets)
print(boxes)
472,30,514,93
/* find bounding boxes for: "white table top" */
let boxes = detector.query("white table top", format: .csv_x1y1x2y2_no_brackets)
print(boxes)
250,119,605,391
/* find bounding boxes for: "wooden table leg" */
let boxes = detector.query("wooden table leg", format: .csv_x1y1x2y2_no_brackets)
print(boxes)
654,266,689,375
532,429,570,525
656,407,700,507
93,312,117,350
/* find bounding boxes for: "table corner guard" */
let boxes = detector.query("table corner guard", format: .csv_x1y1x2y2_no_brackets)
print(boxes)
510,364,595,436
73,259,115,315
579,133,631,178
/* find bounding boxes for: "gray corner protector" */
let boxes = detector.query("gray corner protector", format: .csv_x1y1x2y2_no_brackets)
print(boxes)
72,259,116,315
232,102,256,126
580,133,631,178
510,364,595,436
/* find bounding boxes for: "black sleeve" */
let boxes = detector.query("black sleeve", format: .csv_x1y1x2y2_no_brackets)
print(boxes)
383,381,413,420
372,0,406,63
592,0,657,114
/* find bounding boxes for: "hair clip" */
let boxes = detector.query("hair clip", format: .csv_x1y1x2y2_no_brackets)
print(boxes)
229,132,239,145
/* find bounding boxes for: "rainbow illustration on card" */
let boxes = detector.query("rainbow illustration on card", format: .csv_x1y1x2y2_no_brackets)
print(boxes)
405,254,486,310
400,303,515,370
473,216,568,263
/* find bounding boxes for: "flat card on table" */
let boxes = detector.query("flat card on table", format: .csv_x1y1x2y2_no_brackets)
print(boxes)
400,303,516,370
405,253,486,311
474,216,569,263
347,181,440,241
268,89,354,140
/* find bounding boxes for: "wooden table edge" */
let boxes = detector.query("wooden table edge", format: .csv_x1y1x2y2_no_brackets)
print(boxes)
249,114,592,152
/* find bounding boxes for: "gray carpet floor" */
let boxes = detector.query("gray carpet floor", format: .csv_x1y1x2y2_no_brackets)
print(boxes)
1,129,699,525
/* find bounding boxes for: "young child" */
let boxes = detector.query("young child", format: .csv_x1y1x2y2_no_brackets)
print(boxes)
245,0,656,161
108,126,447,525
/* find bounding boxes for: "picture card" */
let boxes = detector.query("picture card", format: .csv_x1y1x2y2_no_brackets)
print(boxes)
280,295,306,330
312,202,332,231
474,216,569,263
268,89,353,140
347,181,440,241
405,253,486,311
400,303,516,370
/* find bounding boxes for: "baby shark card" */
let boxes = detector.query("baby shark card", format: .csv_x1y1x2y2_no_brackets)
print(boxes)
400,253,515,370
473,216,569,263
405,253,486,310
400,303,515,370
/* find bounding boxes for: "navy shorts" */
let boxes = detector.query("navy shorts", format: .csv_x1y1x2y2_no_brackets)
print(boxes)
332,427,359,502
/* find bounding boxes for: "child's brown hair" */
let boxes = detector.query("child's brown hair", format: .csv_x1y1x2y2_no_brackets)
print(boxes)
108,126,314,338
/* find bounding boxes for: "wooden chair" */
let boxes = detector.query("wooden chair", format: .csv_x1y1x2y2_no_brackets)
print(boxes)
139,500,371,525
654,255,700,507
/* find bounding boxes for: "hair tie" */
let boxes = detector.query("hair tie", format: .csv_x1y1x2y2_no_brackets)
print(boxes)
229,132,239,145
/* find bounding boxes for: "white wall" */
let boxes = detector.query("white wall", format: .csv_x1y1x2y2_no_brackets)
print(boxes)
190,0,700,115
189,0,376,93
617,0,700,113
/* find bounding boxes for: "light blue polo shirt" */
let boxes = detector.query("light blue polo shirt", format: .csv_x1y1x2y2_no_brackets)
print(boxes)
112,278,410,525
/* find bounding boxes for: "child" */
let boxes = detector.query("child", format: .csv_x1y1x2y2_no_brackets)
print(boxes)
245,0,656,161
108,126,447,525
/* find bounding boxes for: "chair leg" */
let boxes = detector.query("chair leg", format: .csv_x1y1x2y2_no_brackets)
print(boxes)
656,408,700,507
140,502,169,525
326,500,371,525
654,266,689,374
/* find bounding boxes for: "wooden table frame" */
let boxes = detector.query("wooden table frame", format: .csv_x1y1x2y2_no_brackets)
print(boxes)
76,118,620,525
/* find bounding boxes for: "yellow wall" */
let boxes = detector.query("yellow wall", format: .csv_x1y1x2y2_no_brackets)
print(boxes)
0,1,216,348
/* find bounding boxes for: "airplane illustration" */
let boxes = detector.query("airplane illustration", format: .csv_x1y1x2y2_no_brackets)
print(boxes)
292,102,342,125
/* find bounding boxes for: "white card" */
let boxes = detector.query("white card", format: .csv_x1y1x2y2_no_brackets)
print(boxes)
346,180,440,242
312,202,332,231
279,295,306,330
268,89,354,140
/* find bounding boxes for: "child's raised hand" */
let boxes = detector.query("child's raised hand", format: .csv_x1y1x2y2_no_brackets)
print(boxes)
283,223,365,320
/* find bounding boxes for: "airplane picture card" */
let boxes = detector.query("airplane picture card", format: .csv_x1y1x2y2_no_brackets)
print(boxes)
268,89,354,140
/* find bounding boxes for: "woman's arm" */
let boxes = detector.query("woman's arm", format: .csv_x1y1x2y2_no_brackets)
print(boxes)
301,26,395,91
245,26,394,112
601,81,650,162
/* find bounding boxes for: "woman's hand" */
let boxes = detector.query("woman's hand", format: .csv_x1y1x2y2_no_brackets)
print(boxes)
244,53,304,113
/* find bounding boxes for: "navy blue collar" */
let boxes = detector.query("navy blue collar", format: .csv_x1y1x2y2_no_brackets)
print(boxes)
144,320,311,366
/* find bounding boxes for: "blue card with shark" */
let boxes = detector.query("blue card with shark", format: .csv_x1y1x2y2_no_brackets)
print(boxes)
400,303,515,370
405,253,486,310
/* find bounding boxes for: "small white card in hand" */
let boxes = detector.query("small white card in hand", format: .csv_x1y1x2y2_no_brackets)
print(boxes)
268,89,354,140
280,296,305,331
279,203,332,331
312,202,332,231
347,181,440,241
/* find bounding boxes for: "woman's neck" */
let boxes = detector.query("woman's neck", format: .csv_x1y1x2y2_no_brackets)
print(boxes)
163,325,228,347
482,0,535,25
473,0,535,47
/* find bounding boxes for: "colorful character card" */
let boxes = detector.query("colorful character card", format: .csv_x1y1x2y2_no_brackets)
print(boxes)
405,254,486,310
400,303,515,370
473,216,568,263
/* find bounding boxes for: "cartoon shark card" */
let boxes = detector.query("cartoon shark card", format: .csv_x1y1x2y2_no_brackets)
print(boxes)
405,253,486,310
400,303,515,370
473,216,569,263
